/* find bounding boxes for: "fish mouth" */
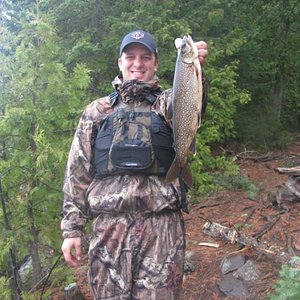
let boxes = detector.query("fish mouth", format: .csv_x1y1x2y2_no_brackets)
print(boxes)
182,35,193,48
180,35,198,63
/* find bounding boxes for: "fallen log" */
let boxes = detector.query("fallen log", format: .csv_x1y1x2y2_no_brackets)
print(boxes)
202,221,291,264
252,215,281,240
275,166,300,176
268,175,300,205
234,151,281,162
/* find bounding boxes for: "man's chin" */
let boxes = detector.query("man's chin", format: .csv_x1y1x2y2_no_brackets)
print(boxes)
123,74,154,82
130,75,145,81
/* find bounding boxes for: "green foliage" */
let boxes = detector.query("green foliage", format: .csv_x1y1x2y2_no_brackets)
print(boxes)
270,258,300,300
230,0,300,143
50,264,75,287
190,41,250,194
20,292,36,300
0,1,91,290
0,276,11,299
216,173,259,200
0,236,13,267
234,101,293,149
1,0,300,297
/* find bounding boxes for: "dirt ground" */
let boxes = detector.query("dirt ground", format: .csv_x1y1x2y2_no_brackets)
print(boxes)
50,139,300,300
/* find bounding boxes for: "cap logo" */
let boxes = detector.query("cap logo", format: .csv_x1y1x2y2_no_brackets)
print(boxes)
131,31,145,40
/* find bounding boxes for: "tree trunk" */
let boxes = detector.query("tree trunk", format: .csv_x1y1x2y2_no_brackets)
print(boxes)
272,69,283,118
0,180,22,299
28,89,43,284
27,199,43,286
272,0,290,119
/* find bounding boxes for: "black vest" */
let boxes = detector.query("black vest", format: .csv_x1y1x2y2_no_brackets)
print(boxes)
93,92,175,178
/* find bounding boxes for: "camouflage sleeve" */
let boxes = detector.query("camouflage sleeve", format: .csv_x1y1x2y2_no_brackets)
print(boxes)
61,98,111,239
153,88,173,126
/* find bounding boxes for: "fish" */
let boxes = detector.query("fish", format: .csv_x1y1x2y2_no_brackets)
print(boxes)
165,35,203,188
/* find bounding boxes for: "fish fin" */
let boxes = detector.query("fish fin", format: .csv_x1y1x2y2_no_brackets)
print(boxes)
189,139,196,154
181,164,193,188
165,159,181,184
197,111,202,127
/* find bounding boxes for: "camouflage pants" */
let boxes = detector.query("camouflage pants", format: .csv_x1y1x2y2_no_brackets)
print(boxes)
88,210,185,300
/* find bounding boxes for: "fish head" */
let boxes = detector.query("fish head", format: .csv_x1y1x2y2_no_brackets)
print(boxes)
175,35,198,64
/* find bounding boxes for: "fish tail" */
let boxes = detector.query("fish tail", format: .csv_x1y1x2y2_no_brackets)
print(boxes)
181,164,193,188
165,160,193,188
165,160,181,184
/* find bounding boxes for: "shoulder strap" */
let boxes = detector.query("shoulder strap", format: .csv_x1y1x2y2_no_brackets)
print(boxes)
108,91,120,107
144,88,163,104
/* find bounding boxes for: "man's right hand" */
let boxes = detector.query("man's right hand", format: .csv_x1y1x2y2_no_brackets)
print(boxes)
61,237,82,267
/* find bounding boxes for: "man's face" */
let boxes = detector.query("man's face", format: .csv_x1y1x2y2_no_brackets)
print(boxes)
118,43,158,82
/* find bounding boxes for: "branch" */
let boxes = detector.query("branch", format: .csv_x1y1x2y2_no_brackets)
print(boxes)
202,220,291,264
252,215,281,240
275,167,300,176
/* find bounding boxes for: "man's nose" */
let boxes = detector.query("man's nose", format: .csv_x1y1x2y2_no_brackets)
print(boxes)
133,57,143,68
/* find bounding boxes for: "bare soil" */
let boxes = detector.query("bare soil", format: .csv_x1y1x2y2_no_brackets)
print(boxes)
50,140,300,300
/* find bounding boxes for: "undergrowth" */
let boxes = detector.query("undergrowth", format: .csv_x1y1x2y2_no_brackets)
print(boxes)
215,172,260,200
190,170,260,203
269,257,300,300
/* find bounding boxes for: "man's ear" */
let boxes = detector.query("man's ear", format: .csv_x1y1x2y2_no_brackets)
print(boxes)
118,57,122,70
154,59,159,71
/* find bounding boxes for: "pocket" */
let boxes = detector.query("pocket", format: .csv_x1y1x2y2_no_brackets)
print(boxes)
110,122,154,170
111,142,153,169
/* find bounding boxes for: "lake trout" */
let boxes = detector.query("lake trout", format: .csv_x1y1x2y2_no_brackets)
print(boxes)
165,35,203,188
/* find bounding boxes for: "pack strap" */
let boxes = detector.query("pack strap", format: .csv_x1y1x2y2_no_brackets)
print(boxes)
179,177,189,213
108,91,120,106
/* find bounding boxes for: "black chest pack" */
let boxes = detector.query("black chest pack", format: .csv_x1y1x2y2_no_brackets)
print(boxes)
92,91,175,178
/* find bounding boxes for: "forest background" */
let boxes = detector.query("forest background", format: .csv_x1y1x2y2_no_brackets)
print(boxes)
0,0,299,298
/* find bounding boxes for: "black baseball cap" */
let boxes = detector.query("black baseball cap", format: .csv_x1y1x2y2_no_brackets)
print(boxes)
119,30,158,56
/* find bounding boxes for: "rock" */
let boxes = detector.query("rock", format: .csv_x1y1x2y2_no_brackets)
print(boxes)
184,251,199,273
64,283,85,300
184,260,196,273
268,176,300,208
220,255,246,274
292,233,300,251
289,256,300,269
233,259,261,281
218,274,249,298
18,256,33,290
18,249,56,291
185,250,200,261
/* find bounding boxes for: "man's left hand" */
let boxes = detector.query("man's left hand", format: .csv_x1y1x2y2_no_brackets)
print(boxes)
196,41,208,66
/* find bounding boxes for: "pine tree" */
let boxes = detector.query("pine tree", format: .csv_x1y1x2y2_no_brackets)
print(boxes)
0,0,90,294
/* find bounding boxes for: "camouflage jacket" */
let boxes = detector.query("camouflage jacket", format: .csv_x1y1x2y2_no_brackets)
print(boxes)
61,76,207,239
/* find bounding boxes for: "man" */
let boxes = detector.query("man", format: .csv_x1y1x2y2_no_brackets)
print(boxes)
61,30,208,299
